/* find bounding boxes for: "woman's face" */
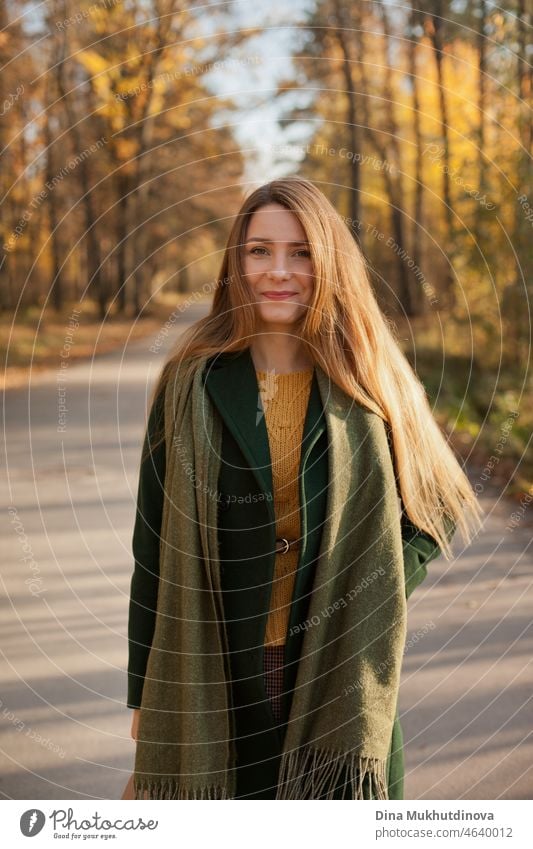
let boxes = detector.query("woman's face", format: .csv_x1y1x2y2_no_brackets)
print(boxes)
240,202,314,330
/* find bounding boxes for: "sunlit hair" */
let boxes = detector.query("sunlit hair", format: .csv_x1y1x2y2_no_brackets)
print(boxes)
148,176,483,560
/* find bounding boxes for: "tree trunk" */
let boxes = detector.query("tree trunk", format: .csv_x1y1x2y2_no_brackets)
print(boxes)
43,84,64,312
409,1,425,312
332,0,362,245
425,3,455,309
56,4,106,319
349,2,414,314
115,173,130,315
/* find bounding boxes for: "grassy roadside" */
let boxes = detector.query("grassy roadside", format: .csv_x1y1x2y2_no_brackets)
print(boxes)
3,302,531,505
1,293,211,391
398,316,532,503
423,355,531,503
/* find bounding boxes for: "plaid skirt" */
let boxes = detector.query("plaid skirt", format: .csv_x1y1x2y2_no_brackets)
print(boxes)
263,644,285,723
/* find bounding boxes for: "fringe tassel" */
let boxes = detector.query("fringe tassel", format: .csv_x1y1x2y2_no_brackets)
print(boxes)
133,777,231,800
275,746,389,800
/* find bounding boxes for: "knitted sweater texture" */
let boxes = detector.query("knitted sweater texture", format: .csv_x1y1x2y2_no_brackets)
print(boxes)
255,368,314,647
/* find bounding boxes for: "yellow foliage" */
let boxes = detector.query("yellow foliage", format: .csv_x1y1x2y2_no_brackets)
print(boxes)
113,137,139,162
76,49,111,77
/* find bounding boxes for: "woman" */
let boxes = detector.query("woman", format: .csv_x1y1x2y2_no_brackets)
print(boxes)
124,176,483,800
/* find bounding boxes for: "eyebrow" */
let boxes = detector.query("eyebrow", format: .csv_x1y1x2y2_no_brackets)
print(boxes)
244,238,310,245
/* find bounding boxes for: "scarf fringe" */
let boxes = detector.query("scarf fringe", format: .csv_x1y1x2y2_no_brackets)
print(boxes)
275,745,389,800
134,777,231,800
133,747,388,800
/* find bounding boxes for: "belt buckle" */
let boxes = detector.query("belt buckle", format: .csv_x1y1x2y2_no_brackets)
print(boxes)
276,537,294,555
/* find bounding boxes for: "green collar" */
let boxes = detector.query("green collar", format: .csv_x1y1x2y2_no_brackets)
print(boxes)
203,347,326,504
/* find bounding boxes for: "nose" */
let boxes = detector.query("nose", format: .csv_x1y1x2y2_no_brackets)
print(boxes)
267,266,290,280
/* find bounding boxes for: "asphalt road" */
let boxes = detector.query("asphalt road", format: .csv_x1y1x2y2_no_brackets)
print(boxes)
1,308,531,799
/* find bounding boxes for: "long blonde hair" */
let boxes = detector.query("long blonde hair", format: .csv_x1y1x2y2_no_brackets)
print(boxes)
150,176,483,560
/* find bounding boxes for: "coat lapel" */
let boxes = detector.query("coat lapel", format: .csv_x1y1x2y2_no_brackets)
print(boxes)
203,348,273,501
203,348,326,505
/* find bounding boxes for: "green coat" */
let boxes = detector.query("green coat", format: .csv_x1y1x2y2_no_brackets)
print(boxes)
127,348,443,799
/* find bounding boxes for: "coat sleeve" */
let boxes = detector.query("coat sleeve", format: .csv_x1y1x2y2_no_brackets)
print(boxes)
126,389,166,709
401,518,442,600
384,422,456,600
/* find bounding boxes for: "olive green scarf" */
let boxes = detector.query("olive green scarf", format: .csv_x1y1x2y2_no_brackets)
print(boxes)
133,355,407,799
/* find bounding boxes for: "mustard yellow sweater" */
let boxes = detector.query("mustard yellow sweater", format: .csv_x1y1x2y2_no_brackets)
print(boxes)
255,368,314,646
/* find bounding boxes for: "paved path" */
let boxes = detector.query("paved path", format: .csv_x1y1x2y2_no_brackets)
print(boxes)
1,311,531,799
402,486,532,800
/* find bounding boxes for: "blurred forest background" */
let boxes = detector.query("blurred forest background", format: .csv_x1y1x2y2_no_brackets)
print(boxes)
1,0,531,492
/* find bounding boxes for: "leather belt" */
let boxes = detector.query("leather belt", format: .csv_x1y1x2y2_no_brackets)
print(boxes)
274,537,300,555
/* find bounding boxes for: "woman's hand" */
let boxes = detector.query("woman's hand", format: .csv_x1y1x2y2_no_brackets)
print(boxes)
130,709,141,741
120,711,141,799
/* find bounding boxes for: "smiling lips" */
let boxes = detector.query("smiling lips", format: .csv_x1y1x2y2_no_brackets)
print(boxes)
262,291,297,300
